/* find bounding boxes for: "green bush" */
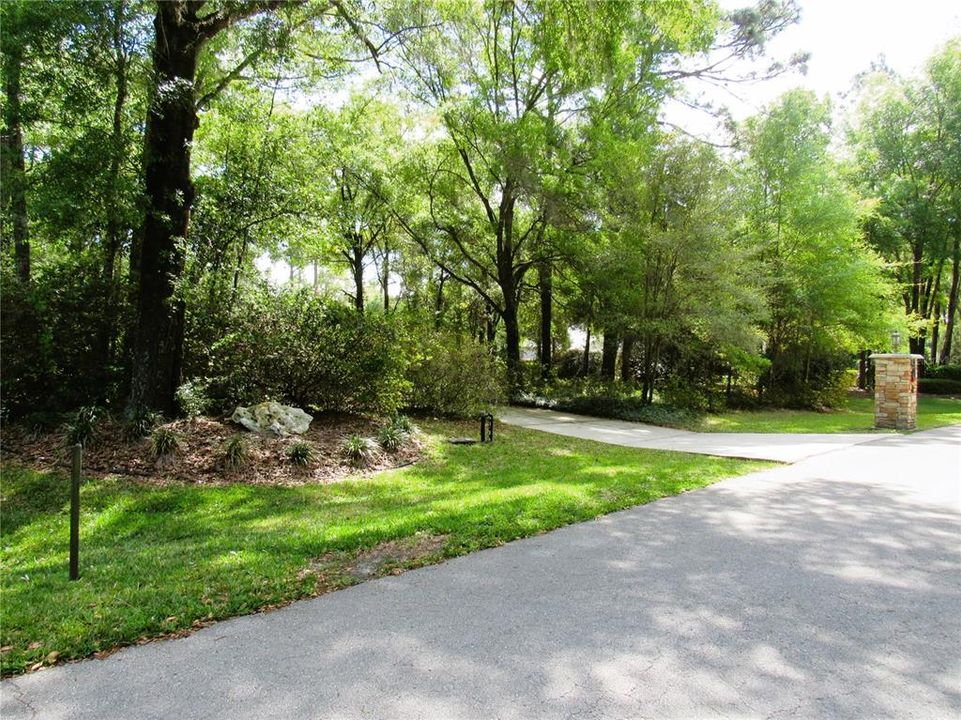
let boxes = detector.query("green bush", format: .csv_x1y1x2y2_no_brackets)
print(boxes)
124,407,160,440
175,379,211,418
926,364,961,383
66,406,101,448
188,289,409,416
513,380,697,429
151,428,179,457
406,331,506,417
285,441,314,467
919,377,961,395
340,434,377,465
377,424,408,453
220,435,250,470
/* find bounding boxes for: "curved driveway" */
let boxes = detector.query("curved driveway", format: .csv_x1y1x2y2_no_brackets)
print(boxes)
499,406,882,462
3,423,959,719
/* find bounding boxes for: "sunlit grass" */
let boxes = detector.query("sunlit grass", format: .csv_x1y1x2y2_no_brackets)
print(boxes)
0,420,766,675
698,395,961,433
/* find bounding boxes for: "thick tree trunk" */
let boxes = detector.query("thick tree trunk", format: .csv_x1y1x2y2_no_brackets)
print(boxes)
503,298,522,387
2,47,30,283
128,5,202,414
600,333,618,380
129,0,278,413
939,231,960,364
538,261,552,380
620,335,634,382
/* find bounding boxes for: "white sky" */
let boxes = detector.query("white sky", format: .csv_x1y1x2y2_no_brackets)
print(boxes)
665,0,961,140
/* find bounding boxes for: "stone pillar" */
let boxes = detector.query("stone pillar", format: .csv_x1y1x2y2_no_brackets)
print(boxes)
868,353,923,430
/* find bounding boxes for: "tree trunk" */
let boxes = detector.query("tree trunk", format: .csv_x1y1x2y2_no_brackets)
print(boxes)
931,301,941,365
351,240,364,312
2,46,30,283
381,243,389,311
503,298,522,388
538,261,552,380
620,335,634,382
939,230,960,364
581,326,591,376
434,270,446,328
128,5,203,414
600,333,618,380
98,0,129,368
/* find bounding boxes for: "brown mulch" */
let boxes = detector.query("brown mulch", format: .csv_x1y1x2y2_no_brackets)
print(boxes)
0,413,423,486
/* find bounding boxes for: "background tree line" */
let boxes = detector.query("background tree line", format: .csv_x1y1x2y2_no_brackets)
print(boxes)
2,0,959,423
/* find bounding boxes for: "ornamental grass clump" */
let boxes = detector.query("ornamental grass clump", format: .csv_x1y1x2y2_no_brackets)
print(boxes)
66,406,101,448
124,407,159,441
286,441,314,467
151,427,179,458
340,434,377,466
377,424,407,453
221,434,250,470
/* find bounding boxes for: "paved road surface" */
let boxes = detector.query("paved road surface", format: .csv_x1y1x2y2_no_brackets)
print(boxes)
500,406,882,462
3,425,959,719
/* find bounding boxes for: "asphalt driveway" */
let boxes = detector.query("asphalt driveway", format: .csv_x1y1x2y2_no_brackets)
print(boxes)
3,425,959,719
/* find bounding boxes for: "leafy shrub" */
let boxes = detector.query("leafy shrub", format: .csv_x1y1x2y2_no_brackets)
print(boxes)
340,434,377,465
553,348,597,379
659,377,712,413
151,428,179,457
919,378,961,395
513,380,698,429
187,289,409,416
175,379,211,418
377,424,407,453
20,411,69,440
124,407,159,440
1,260,124,420
389,414,417,434
220,435,250,470
286,441,314,467
406,331,506,417
66,406,101,448
926,364,961,383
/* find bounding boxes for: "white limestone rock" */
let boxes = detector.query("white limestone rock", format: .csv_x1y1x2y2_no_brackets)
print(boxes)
231,401,312,436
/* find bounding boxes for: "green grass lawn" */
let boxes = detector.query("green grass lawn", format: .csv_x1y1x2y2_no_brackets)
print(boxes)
697,395,961,433
0,420,766,676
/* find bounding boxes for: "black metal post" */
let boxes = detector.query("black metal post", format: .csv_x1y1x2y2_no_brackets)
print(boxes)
487,413,494,442
479,413,487,442
69,443,81,581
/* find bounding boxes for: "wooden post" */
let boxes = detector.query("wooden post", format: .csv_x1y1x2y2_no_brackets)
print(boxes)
70,444,81,580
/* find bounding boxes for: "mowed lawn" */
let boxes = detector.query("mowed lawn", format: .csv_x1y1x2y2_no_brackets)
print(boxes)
698,395,961,433
0,421,767,676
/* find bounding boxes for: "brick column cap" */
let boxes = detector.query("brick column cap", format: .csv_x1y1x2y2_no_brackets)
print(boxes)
868,353,925,360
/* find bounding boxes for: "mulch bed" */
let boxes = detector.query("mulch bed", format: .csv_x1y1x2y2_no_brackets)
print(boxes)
0,414,423,486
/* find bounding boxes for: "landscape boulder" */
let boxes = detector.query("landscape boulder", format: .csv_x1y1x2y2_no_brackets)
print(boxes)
231,401,312,436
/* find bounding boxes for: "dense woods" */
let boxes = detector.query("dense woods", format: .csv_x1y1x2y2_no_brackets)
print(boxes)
2,0,959,423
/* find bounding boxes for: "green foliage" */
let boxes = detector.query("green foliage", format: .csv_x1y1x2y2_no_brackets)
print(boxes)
389,414,417,435
124,407,159,441
151,428,179,458
220,435,250,471
926,364,961,382
406,331,506,417
515,381,698,429
919,378,961,395
65,406,101,448
285,441,314,467
377,424,407,453
175,379,211,418
340,434,377,465
187,288,410,416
